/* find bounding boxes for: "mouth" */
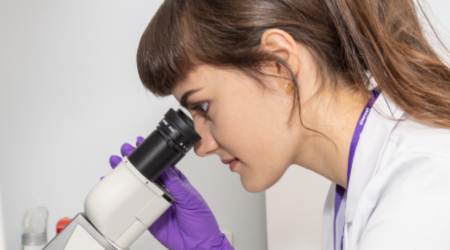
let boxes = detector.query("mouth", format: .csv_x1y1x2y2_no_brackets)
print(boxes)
221,157,239,172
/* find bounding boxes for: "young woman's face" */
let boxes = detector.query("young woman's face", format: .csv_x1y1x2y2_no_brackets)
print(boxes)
172,64,304,193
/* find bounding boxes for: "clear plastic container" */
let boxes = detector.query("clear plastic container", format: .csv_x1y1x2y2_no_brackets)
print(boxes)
21,207,48,250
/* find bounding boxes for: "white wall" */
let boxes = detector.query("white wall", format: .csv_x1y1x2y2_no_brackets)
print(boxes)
266,167,330,250
419,0,450,56
0,1,267,249
265,1,450,249
0,186,5,250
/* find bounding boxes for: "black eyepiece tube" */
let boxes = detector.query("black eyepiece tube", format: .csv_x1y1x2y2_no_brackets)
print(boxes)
128,109,201,181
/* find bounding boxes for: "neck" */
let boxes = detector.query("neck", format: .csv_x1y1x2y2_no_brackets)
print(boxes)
293,89,369,188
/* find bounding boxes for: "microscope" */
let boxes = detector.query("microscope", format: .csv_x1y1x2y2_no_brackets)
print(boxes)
43,109,201,250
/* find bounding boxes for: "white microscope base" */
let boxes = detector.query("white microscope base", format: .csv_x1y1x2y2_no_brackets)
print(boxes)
64,225,105,250
44,213,118,250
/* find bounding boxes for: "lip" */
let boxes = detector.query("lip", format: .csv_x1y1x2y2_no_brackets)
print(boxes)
221,158,237,164
221,157,239,172
229,159,239,172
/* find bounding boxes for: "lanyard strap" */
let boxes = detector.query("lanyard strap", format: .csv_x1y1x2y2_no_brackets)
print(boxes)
333,91,379,250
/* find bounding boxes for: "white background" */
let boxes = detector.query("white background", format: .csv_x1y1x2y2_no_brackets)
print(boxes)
265,0,450,249
1,1,450,250
0,1,267,249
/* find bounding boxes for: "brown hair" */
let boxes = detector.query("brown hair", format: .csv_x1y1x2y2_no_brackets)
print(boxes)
137,0,450,128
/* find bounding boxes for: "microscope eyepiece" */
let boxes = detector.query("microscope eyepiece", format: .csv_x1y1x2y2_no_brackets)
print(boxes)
161,109,201,153
128,109,201,181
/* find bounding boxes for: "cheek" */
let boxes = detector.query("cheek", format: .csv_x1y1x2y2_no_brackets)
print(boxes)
217,101,292,164
207,72,298,190
211,97,294,192
212,100,275,158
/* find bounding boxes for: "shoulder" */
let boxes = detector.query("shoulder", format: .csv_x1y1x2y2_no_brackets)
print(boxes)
355,113,450,249
374,115,450,199
366,92,450,174
388,114,450,157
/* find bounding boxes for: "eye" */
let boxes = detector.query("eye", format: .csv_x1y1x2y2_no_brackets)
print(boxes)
198,102,209,112
192,102,209,113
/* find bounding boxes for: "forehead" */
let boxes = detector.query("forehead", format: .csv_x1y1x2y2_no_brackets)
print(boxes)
171,65,221,101
172,64,261,105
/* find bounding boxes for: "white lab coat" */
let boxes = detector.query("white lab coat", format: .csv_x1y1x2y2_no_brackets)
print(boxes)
322,93,450,250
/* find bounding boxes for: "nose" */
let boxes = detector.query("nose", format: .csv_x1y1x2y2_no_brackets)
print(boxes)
193,119,219,157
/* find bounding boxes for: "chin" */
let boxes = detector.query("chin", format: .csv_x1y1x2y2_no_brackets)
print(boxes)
240,177,269,193
240,169,284,193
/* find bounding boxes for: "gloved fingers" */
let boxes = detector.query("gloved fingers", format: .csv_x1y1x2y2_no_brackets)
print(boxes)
158,166,190,186
158,167,193,199
110,155,122,169
158,167,180,186
121,143,136,157
157,167,204,207
136,136,144,147
171,166,188,182
103,138,142,180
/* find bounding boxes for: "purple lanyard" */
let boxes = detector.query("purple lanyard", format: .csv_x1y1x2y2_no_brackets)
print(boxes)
333,91,379,250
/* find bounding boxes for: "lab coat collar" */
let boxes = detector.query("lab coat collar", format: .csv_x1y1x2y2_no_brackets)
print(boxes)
345,92,405,224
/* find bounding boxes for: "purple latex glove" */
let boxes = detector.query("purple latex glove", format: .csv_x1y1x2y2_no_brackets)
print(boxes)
109,137,233,250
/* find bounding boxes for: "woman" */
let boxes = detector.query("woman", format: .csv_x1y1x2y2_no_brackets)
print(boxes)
112,0,450,249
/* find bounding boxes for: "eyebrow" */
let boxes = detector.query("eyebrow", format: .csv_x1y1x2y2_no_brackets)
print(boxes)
180,88,202,108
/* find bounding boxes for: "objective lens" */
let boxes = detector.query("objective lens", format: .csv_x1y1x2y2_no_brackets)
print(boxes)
128,109,201,181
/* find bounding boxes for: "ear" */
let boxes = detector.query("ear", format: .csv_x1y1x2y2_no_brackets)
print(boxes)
260,29,300,77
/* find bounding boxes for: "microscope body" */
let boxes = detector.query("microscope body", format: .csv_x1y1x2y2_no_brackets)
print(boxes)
43,109,201,250
44,157,173,250
84,157,173,249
